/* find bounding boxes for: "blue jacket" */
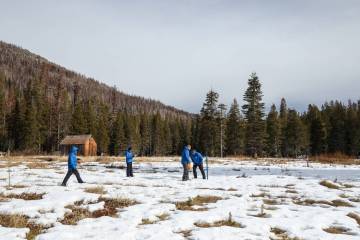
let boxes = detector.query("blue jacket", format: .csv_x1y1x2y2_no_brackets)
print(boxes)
125,150,134,164
181,146,191,164
68,146,78,170
191,151,204,165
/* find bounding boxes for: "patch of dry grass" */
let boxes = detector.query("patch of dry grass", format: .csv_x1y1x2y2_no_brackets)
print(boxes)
175,195,222,211
0,192,45,200
62,197,139,225
10,184,29,189
140,218,157,225
270,227,301,240
194,212,245,228
310,152,357,165
347,212,360,226
293,198,353,207
175,229,192,239
250,192,270,198
84,186,107,195
156,213,170,221
139,213,170,225
0,214,46,240
323,226,353,235
285,189,298,194
319,180,340,189
60,206,92,225
26,162,50,169
263,199,281,205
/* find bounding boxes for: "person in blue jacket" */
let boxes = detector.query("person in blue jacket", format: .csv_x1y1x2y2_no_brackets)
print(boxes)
61,146,84,186
181,144,192,181
191,149,206,179
125,147,134,177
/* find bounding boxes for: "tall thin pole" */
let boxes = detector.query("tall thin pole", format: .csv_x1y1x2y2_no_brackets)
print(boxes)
218,103,226,158
220,120,223,158
7,148,11,188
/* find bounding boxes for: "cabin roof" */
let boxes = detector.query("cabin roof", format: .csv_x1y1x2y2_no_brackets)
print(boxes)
60,135,93,145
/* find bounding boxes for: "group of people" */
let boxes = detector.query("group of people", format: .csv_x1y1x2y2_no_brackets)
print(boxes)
61,144,206,186
181,144,207,181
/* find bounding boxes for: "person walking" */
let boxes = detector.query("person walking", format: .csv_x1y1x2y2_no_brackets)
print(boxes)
61,146,84,186
125,147,134,177
181,144,192,181
191,149,206,179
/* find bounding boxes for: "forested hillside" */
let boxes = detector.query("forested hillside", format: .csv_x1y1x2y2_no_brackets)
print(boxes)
0,41,193,154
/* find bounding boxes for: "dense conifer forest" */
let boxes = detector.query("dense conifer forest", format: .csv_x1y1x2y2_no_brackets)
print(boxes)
1,41,359,157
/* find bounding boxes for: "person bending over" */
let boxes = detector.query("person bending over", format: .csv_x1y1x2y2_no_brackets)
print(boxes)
191,149,206,179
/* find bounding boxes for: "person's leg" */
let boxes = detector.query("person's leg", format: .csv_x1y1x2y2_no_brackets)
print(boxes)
182,164,187,181
61,169,73,186
199,164,206,179
126,163,130,177
73,169,84,183
193,164,198,178
130,163,134,177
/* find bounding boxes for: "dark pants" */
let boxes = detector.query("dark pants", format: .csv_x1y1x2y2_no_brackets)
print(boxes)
126,162,133,177
182,163,189,181
61,169,84,186
193,163,206,179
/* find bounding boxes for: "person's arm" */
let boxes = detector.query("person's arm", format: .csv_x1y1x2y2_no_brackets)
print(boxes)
69,155,76,169
186,150,191,163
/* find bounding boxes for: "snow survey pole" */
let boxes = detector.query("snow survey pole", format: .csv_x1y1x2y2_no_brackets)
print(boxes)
7,148,11,188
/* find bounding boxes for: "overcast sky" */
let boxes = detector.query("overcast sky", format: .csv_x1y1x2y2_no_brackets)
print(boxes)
1,0,359,113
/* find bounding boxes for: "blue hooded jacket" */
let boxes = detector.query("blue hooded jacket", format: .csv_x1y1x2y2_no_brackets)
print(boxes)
125,150,134,164
181,146,191,165
191,151,204,165
68,146,78,170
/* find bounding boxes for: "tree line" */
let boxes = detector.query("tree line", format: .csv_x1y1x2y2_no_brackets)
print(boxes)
192,73,360,158
1,70,360,157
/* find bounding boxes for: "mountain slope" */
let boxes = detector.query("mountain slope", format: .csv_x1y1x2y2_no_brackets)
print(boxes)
0,41,191,119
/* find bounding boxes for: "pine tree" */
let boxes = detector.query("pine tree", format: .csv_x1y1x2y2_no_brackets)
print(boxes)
151,112,163,155
170,120,181,155
198,90,220,156
109,111,125,155
179,119,192,151
307,105,327,155
225,99,244,156
8,97,24,150
96,104,110,154
70,101,87,134
279,98,288,157
161,118,172,155
265,104,280,157
242,73,265,157
85,99,98,137
327,101,346,153
285,110,306,157
0,72,6,150
22,80,41,152
139,113,151,156
190,116,200,150
345,102,360,156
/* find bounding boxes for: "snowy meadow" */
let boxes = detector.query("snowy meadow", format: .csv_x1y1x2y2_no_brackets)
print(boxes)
0,157,359,240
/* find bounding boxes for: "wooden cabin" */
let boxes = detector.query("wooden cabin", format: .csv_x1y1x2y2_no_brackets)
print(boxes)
60,135,97,156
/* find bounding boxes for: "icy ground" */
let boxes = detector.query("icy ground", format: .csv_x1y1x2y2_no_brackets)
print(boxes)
0,159,360,240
